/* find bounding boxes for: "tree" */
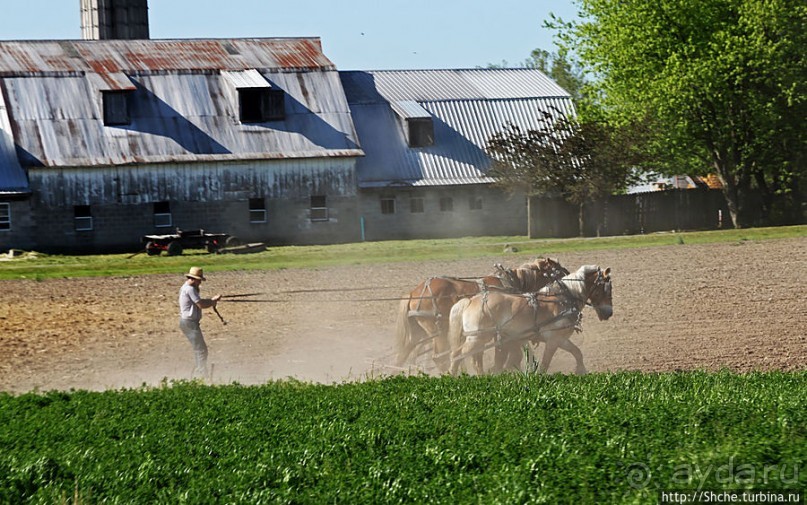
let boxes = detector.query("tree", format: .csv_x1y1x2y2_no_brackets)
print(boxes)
549,0,807,227
522,49,587,104
486,113,645,236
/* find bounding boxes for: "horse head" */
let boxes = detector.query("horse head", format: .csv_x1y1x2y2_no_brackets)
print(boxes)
583,266,613,321
519,257,570,281
540,257,570,282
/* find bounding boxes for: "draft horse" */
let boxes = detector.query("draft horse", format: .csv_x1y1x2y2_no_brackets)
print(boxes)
394,258,569,372
448,265,613,376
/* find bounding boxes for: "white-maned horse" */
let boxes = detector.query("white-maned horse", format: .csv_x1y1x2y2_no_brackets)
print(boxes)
394,258,569,372
448,265,613,375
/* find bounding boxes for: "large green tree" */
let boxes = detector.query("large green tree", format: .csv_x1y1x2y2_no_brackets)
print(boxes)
550,0,806,227
487,113,645,236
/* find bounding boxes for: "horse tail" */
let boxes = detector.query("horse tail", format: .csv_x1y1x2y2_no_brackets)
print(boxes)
448,297,472,356
394,298,416,366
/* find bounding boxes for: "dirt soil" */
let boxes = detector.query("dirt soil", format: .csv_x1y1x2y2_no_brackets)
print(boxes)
1,237,805,393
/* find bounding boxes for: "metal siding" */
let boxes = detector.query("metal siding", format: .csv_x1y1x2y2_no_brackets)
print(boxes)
391,100,431,119
30,158,355,207
341,69,575,188
222,69,271,89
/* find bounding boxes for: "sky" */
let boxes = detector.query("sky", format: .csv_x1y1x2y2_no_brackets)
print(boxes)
0,0,579,70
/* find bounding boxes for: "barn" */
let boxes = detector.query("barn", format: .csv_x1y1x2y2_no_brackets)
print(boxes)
341,69,574,240
0,1,364,253
0,0,577,253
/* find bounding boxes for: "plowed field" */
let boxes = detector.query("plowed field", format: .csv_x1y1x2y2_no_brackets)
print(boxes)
1,237,805,393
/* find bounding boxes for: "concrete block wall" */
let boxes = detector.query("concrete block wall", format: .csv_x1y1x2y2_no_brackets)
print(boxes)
6,194,363,253
0,199,37,252
358,185,527,241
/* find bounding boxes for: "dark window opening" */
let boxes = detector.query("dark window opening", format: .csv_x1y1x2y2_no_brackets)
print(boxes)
439,197,454,212
380,197,396,215
74,205,93,231
153,201,172,228
469,197,483,210
407,118,434,147
249,198,267,223
310,195,328,222
103,90,131,126
239,88,285,123
410,197,424,213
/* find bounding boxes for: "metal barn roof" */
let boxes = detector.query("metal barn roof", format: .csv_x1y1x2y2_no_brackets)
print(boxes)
0,38,334,74
340,69,575,187
0,90,28,194
344,68,569,103
0,38,362,171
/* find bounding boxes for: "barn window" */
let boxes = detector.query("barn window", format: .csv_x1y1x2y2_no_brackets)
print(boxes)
102,90,131,126
392,101,434,148
380,197,396,215
249,198,267,223
74,205,93,231
439,197,454,212
0,203,10,231
469,196,483,210
239,88,285,123
310,195,328,222
153,201,172,228
410,197,424,213
407,118,434,147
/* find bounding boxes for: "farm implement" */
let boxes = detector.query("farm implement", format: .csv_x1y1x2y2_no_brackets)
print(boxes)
141,228,246,256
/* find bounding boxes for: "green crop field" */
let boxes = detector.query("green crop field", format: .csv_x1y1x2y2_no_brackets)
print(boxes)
1,372,804,504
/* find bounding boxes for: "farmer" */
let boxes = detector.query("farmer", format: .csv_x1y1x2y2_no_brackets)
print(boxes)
178,266,221,378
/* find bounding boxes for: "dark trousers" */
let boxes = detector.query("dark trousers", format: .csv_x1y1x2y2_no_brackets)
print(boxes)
179,318,209,377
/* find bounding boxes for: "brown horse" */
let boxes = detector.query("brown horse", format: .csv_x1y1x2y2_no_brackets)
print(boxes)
448,265,613,376
394,258,568,372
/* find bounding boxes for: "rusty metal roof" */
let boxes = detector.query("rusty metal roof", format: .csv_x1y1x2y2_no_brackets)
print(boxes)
0,38,362,171
0,38,335,75
340,69,575,188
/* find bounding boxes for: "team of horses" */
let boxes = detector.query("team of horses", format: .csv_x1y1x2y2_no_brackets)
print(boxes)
394,258,613,375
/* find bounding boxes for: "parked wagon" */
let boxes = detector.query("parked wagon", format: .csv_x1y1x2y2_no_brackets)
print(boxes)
142,228,240,256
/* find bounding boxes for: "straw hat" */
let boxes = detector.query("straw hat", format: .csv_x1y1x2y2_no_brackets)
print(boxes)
185,266,206,281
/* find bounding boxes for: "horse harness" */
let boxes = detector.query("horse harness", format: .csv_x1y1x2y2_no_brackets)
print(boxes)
463,278,587,349
408,273,519,320
407,265,577,352
408,276,483,340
